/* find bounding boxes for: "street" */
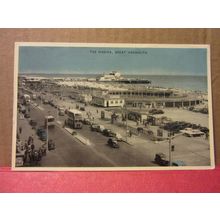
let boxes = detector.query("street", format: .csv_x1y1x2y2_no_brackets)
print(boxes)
16,86,211,168
17,98,154,167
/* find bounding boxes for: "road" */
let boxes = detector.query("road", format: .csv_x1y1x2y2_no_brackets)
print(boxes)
25,99,154,167
18,88,211,167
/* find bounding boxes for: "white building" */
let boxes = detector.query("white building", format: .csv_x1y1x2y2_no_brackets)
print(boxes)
92,95,125,107
98,71,124,82
79,94,92,103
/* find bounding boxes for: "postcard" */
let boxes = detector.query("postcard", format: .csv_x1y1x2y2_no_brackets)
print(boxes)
12,43,214,170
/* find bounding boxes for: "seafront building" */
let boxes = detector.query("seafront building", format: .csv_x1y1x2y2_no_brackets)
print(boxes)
19,74,204,109
91,95,125,107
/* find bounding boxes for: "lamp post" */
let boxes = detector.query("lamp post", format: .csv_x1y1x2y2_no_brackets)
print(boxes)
122,103,128,142
168,131,172,166
46,111,50,150
46,118,48,150
167,131,183,166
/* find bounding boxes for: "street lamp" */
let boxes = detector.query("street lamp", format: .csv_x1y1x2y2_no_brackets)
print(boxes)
168,131,173,166
167,131,183,166
121,103,128,142
46,111,50,150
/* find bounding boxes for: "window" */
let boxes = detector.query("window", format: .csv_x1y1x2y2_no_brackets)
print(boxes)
111,101,114,104
120,100,123,103
115,101,118,104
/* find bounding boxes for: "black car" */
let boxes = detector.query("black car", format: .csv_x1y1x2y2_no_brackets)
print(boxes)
103,129,115,137
154,153,169,166
29,120,37,128
149,109,164,115
83,118,91,125
107,138,119,148
48,139,55,151
90,124,99,131
37,128,47,141
200,127,209,134
24,112,30,118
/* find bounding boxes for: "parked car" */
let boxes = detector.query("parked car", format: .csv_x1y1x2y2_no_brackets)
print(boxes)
48,139,55,151
58,107,65,116
154,153,169,166
50,101,55,107
20,106,26,114
149,109,164,115
103,129,115,137
97,125,105,132
83,118,91,125
200,127,209,134
48,100,54,106
24,112,30,118
91,123,99,131
113,132,123,141
172,160,186,166
37,128,47,141
80,107,85,111
107,138,119,148
29,119,37,128
43,99,49,104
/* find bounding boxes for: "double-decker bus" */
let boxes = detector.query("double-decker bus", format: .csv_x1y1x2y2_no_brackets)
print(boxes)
66,109,83,129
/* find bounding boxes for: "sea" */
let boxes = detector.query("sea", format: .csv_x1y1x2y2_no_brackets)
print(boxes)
23,73,208,92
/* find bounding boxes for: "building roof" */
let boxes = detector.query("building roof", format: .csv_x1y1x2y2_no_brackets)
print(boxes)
93,95,124,100
67,109,82,114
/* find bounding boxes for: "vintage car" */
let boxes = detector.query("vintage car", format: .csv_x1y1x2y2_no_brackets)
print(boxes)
107,138,119,148
90,123,99,131
154,153,169,166
29,119,37,128
48,139,55,151
172,160,186,166
103,129,115,137
24,112,30,118
37,127,47,141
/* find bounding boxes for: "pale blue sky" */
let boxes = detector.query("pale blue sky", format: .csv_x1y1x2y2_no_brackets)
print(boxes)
19,46,208,76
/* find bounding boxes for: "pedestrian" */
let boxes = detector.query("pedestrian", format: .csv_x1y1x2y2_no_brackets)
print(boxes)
24,149,28,163
171,145,175,152
19,126,22,134
20,142,24,151
205,132,209,140
97,109,98,114
24,140,28,150
129,130,132,137
28,136,32,145
31,143,35,150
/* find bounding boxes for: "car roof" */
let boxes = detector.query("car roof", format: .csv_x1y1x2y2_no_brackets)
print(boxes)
45,115,55,119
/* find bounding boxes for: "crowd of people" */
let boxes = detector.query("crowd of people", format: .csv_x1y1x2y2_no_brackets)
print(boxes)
16,127,47,166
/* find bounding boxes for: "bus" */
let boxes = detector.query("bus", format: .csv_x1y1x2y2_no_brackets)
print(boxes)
66,109,83,129
45,115,55,128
